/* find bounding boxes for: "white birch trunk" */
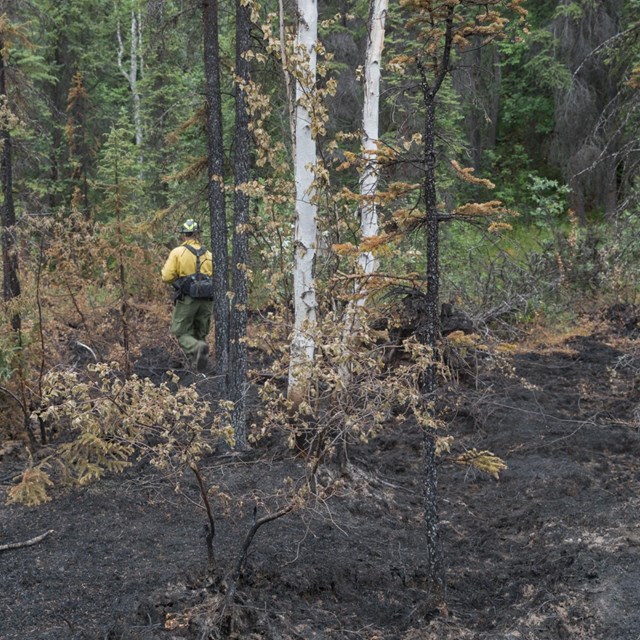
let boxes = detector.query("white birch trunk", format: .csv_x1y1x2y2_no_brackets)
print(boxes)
117,10,143,150
132,10,143,149
288,0,318,402
357,0,387,294
340,0,387,371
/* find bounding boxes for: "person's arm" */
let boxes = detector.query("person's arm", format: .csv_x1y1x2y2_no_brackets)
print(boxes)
161,249,180,283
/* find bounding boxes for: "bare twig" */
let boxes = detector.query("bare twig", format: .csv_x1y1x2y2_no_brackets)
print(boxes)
224,503,294,610
191,464,216,572
0,529,54,552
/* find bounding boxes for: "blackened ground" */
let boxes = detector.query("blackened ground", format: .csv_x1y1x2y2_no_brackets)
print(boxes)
1,312,639,640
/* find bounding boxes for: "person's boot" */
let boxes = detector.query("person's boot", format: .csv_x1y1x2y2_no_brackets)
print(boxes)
195,342,209,372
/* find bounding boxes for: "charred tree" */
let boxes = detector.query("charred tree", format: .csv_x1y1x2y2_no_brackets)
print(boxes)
229,0,252,449
402,0,525,602
203,0,229,390
414,4,454,597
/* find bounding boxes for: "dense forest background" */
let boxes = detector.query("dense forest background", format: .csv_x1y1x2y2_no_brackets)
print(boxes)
0,2,635,355
0,0,639,636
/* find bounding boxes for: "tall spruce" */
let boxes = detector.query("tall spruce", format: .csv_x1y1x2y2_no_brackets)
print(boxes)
394,0,526,600
203,0,229,389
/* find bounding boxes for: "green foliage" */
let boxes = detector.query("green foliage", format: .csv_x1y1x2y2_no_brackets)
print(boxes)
439,204,640,336
0,342,19,382
498,29,570,145
525,175,570,228
93,111,145,217
9,48,56,84
553,1,588,21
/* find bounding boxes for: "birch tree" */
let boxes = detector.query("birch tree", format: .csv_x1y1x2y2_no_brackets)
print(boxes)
117,5,143,152
336,0,388,465
287,0,318,405
357,0,387,292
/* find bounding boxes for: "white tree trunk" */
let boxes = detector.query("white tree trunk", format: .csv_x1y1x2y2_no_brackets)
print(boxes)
357,0,387,293
340,0,387,368
288,0,318,402
117,10,143,150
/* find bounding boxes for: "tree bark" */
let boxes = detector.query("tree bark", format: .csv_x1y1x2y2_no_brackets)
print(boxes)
0,40,21,332
229,0,252,449
418,90,445,600
357,0,387,287
414,4,455,599
288,0,318,405
203,0,229,390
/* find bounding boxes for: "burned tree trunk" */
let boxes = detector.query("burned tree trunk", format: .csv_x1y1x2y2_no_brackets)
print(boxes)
414,4,455,600
416,88,445,600
229,0,252,449
203,0,229,390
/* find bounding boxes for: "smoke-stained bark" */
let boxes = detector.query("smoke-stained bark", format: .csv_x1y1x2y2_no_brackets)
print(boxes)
451,40,501,170
66,73,91,214
229,0,252,449
416,62,447,601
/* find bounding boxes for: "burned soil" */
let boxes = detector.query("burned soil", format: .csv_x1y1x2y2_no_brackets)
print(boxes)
1,311,639,640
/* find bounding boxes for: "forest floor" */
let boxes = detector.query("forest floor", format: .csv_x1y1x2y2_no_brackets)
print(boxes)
1,306,639,640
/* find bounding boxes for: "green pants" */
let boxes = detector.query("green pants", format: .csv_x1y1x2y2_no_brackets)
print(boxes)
170,296,213,362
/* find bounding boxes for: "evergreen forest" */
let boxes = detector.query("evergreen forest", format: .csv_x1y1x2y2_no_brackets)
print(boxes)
1,0,639,638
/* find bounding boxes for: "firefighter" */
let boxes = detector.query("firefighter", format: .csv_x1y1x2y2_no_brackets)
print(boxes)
161,220,213,371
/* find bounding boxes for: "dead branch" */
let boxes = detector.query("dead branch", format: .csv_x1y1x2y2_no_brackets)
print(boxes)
0,529,54,552
190,464,216,572
224,503,294,610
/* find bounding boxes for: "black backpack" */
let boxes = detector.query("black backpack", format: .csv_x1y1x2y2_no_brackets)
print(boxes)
176,245,214,300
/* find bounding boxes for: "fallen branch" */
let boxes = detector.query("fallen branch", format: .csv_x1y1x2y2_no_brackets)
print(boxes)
76,341,98,362
0,529,54,552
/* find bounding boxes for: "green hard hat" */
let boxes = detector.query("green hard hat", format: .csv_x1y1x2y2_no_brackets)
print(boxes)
180,219,200,234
